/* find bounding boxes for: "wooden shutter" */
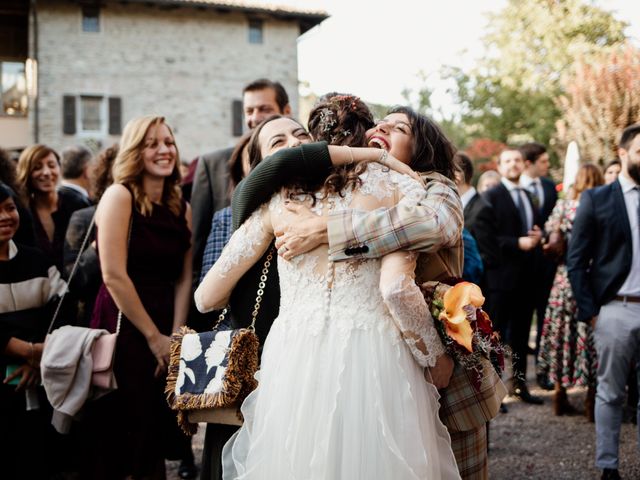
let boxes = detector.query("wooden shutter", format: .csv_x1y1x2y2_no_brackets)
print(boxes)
232,99,243,136
108,97,122,135
62,95,76,135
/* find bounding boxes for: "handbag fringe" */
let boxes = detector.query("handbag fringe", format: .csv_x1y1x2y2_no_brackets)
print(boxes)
165,325,260,434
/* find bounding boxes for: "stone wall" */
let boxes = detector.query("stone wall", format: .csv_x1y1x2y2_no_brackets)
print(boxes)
34,0,300,160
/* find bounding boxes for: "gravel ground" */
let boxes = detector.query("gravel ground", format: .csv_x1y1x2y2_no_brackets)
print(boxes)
167,356,640,480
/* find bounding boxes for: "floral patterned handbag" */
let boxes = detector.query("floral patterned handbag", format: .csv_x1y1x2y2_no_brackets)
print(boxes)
165,249,273,434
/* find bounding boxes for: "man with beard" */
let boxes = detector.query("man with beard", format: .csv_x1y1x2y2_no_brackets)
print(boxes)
567,124,640,480
482,148,544,405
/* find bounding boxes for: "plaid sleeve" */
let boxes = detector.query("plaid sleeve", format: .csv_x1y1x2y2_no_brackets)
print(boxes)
199,207,233,284
327,175,463,261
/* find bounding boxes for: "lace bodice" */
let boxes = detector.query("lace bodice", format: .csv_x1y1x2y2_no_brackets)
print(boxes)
195,163,445,367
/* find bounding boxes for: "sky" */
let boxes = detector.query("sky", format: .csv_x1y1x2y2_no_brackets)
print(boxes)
267,0,640,112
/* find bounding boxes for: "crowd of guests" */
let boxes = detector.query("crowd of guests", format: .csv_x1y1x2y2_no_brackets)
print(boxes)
1,75,638,480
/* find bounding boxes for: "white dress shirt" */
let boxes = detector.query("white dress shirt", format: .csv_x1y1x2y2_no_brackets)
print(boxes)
460,186,477,210
520,173,545,211
617,173,640,297
501,177,534,231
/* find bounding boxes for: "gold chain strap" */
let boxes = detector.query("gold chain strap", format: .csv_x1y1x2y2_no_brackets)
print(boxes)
213,248,274,332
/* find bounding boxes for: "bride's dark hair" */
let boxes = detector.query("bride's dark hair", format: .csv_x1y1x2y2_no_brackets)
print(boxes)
291,93,374,201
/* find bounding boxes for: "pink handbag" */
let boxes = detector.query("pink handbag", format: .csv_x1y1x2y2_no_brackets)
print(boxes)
91,332,118,389
47,213,128,392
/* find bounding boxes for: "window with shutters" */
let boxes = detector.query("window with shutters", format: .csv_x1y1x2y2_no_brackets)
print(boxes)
62,94,122,136
0,61,28,116
82,5,101,33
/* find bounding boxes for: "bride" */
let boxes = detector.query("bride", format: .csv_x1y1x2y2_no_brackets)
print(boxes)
195,107,460,479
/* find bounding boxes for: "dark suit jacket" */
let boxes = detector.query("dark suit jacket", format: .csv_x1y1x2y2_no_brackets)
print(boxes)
482,183,541,291
190,147,234,284
57,184,92,209
539,176,558,225
567,180,633,322
464,192,500,270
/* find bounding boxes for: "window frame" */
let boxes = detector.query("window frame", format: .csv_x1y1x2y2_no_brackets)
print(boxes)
77,94,107,136
0,59,28,118
81,5,102,34
248,18,264,44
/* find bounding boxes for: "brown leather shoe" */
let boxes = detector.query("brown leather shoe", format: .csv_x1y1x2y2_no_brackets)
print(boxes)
553,387,576,415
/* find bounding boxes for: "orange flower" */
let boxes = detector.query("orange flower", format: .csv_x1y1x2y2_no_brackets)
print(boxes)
439,282,485,352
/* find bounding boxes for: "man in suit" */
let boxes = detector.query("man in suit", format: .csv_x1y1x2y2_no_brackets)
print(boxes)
190,78,291,285
482,147,544,405
567,124,640,480
519,142,559,382
454,152,500,274
58,145,93,207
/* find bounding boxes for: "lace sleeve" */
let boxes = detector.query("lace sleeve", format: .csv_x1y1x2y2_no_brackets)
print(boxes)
195,203,273,313
379,251,445,368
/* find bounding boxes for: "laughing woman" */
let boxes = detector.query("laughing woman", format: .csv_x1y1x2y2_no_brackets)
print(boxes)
16,145,89,271
196,100,461,479
85,116,192,479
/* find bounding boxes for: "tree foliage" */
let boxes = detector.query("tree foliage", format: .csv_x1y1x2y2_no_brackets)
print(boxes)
445,0,628,156
556,44,640,164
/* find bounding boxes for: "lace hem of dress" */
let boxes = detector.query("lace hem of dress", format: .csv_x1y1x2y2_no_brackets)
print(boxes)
381,273,445,368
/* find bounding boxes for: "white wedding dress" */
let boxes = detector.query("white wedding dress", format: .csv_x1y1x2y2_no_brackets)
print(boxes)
196,164,461,480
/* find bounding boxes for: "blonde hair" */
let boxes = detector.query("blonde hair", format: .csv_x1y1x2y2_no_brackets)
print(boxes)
16,144,60,203
571,163,604,200
112,115,182,216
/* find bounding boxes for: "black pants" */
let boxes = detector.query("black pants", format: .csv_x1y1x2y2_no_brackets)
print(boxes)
200,423,240,480
488,284,536,383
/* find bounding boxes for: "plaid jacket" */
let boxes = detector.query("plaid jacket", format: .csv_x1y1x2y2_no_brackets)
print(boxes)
328,172,506,432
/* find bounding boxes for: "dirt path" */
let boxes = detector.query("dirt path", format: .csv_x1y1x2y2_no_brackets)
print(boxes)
167,361,640,479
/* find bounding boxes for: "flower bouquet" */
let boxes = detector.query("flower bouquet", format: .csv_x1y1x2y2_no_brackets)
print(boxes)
421,280,507,391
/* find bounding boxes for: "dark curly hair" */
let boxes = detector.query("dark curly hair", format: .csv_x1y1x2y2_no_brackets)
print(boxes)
91,143,118,201
289,93,374,201
387,106,457,180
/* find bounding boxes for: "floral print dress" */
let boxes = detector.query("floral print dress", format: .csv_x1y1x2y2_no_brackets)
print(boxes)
536,198,597,388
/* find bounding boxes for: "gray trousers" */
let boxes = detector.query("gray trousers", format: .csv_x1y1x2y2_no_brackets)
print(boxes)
593,299,640,469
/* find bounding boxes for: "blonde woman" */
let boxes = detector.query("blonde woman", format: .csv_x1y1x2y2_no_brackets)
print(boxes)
16,144,88,270
85,116,192,479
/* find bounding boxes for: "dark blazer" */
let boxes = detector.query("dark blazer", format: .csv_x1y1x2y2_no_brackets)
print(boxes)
190,147,234,284
567,180,633,322
57,184,92,209
539,176,558,225
482,182,541,290
464,192,500,269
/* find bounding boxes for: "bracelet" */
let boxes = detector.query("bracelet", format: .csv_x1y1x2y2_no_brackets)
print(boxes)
344,145,355,165
379,149,388,166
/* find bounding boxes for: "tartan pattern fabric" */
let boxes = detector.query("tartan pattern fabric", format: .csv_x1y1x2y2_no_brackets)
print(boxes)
440,359,507,433
200,207,233,283
325,170,505,470
450,424,489,480
327,172,463,261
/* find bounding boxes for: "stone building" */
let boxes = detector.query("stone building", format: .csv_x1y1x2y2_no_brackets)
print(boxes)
0,0,327,159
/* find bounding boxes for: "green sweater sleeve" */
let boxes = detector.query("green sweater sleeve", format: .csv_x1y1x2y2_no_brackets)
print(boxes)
232,141,332,229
